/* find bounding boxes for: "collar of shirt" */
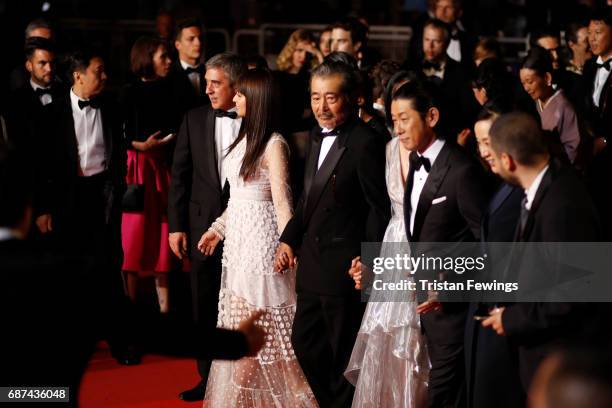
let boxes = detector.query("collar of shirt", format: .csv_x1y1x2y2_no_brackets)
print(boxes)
524,164,550,211
0,227,16,242
418,138,445,168
423,60,446,79
30,79,50,92
537,89,562,111
180,59,200,71
70,88,91,112
596,56,610,67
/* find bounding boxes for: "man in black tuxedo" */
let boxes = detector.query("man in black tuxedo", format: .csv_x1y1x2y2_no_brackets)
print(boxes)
408,19,479,142
168,52,247,401
7,37,61,149
167,18,208,123
37,49,140,367
396,81,489,408
408,0,476,71
275,60,390,407
482,112,602,390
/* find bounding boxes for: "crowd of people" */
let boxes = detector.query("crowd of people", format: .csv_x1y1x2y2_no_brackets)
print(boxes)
1,1,612,407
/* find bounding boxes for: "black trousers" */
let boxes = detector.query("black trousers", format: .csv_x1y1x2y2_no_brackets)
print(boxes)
291,290,365,408
421,309,468,408
190,252,222,383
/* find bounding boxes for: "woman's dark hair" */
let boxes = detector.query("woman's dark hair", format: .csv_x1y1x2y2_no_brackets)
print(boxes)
371,59,401,101
472,58,514,107
130,36,166,79
383,70,418,127
521,46,554,76
227,68,280,180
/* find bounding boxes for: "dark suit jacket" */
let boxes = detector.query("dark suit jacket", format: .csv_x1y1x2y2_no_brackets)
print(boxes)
280,118,390,296
406,141,490,343
168,104,229,261
502,159,602,388
581,57,611,140
43,92,125,232
167,61,208,125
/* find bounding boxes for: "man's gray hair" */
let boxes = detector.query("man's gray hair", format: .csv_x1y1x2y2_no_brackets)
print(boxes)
205,53,247,85
310,59,359,99
25,18,52,39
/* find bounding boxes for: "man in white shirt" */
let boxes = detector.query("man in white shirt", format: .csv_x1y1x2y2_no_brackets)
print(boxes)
38,49,140,367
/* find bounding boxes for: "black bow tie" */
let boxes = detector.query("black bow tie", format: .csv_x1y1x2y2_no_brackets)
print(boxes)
214,109,238,119
410,151,431,172
423,60,442,71
184,65,204,75
596,59,611,71
315,129,339,141
34,87,52,97
78,98,101,110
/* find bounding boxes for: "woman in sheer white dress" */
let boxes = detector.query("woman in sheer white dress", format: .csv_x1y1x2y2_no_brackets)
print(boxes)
344,95,431,407
197,69,317,407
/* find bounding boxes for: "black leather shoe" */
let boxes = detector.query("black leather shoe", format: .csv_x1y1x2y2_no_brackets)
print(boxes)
111,345,141,366
178,381,205,401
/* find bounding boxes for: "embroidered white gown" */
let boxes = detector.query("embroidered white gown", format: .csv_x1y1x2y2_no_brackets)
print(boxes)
204,133,318,407
344,136,430,407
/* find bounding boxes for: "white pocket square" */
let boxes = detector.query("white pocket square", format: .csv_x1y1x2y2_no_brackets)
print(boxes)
432,196,447,205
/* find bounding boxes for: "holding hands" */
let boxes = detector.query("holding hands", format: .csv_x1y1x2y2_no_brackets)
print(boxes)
274,242,297,273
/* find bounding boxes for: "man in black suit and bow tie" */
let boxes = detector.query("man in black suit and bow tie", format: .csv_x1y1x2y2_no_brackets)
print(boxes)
482,112,602,391
275,60,390,407
168,52,247,401
6,37,61,152
396,81,489,408
37,49,140,366
167,18,208,122
408,19,479,142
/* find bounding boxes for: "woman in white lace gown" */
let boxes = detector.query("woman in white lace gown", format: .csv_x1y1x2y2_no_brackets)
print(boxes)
344,135,430,406
197,69,317,407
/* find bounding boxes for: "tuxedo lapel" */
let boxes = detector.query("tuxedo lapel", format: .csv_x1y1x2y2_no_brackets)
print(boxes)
303,132,348,224
57,96,79,170
203,108,222,192
412,143,451,241
489,183,515,216
303,129,322,201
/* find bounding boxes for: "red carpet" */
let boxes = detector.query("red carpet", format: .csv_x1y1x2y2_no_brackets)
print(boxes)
79,343,203,408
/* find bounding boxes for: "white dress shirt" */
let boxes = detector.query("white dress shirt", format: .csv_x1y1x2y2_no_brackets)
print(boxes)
0,227,15,242
593,56,611,108
30,79,52,106
317,127,338,170
70,89,106,176
423,60,446,80
180,59,202,96
409,138,446,234
524,164,550,211
214,108,241,186
447,39,461,63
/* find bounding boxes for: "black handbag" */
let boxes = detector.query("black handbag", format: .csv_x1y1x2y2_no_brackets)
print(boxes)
122,150,145,212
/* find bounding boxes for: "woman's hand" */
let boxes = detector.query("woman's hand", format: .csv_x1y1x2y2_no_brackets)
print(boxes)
305,42,324,64
132,131,175,151
197,230,221,256
348,256,363,290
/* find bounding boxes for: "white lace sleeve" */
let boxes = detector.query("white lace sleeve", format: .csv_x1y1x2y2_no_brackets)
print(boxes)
264,134,294,234
208,209,228,240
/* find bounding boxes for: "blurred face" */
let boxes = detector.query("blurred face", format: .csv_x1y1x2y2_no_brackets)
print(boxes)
520,68,552,101
26,49,54,87
175,26,202,64
588,20,612,57
423,26,447,62
570,27,592,61
536,36,561,69
474,119,498,172
28,27,52,39
319,31,331,56
152,45,172,78
489,141,517,185
474,45,495,66
156,14,174,39
434,0,460,24
331,28,359,55
205,67,235,110
232,91,246,117
73,57,107,98
390,98,438,153
310,74,351,129
292,41,311,69
472,87,487,106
